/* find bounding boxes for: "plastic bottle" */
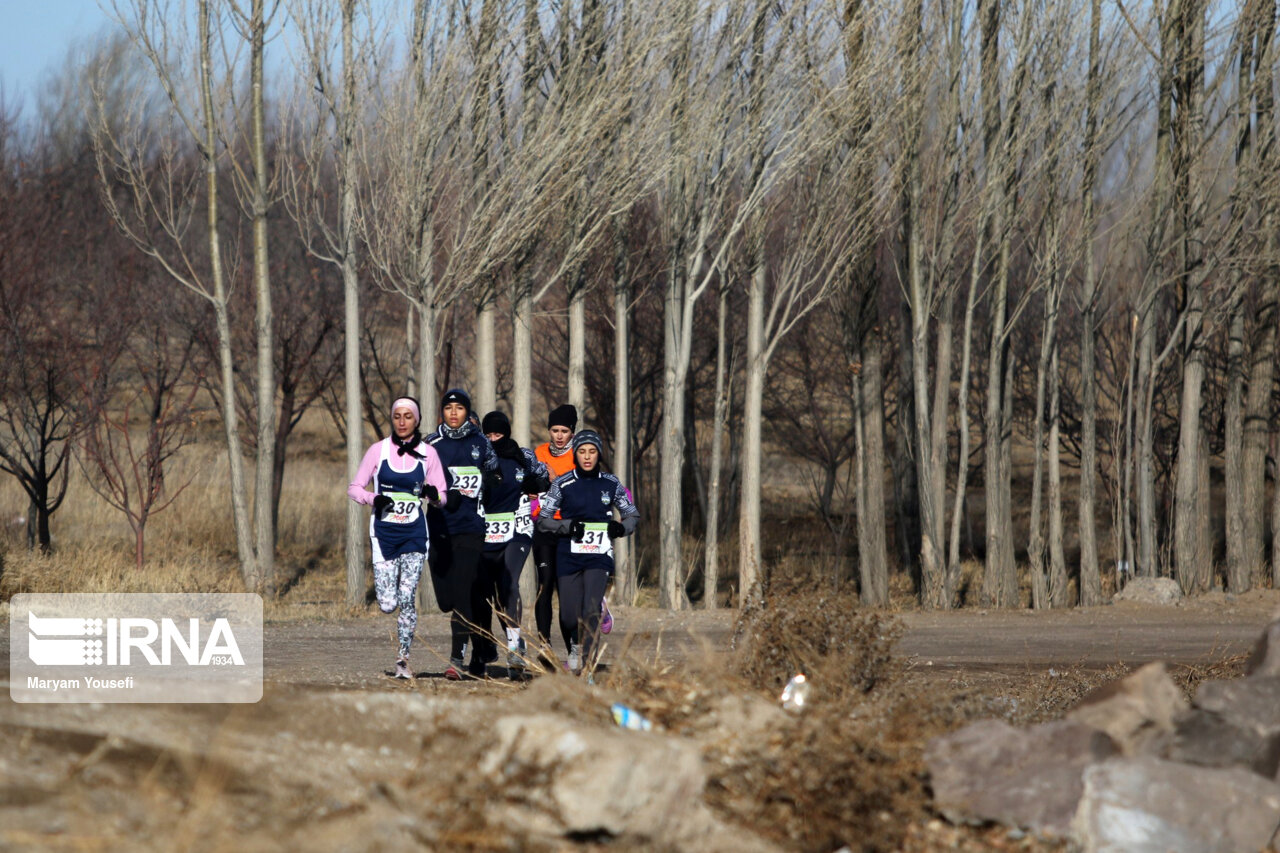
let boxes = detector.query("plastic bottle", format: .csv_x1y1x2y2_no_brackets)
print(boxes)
611,702,653,731
780,673,811,712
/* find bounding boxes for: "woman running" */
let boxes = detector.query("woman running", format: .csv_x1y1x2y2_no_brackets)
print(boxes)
479,410,549,679
425,388,501,679
347,396,447,679
533,404,578,662
536,429,638,676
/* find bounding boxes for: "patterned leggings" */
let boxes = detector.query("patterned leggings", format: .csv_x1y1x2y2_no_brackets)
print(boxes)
373,552,425,659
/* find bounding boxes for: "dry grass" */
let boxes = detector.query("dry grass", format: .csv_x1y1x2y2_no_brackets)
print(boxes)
0,440,350,617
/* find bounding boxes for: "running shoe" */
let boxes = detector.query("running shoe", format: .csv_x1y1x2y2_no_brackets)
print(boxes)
600,597,613,634
567,642,582,673
444,659,465,681
394,658,413,680
507,638,526,680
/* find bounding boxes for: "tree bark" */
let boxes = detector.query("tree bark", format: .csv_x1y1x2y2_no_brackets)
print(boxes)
337,0,365,606
705,283,729,609
855,319,889,606
200,0,257,590
474,297,496,415
613,270,633,604
568,280,586,414
1077,0,1103,604
249,0,276,592
1225,303,1247,591
737,261,765,603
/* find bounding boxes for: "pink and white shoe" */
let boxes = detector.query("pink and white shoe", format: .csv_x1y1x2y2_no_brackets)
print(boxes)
601,597,613,635
394,658,413,679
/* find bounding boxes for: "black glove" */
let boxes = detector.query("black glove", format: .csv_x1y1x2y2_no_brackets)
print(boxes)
607,520,626,540
568,520,586,542
520,469,545,495
372,494,392,515
418,484,439,503
444,489,462,512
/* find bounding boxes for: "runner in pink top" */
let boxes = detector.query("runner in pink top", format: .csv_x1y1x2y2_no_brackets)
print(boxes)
348,396,448,679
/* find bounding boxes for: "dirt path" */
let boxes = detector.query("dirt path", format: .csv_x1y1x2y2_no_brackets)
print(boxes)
6,590,1276,692
2,591,1277,851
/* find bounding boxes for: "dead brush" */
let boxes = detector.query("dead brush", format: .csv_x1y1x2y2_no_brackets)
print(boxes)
730,577,904,700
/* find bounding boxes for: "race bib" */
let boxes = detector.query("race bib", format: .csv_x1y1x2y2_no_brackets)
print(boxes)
485,512,516,544
449,466,482,499
382,491,421,525
570,522,613,557
515,497,533,537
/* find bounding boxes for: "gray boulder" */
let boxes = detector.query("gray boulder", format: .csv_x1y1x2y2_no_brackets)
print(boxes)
1065,662,1187,756
479,712,777,852
925,718,1118,836
1171,676,1280,778
1244,609,1280,678
1071,757,1280,853
1113,577,1183,605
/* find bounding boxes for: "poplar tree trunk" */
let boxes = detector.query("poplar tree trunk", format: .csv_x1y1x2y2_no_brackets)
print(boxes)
1173,0,1207,595
475,298,496,415
613,275,633,604
339,0,364,606
737,262,765,603
1077,0,1103,604
200,0,257,591
1225,304,1247,591
1047,344,1067,606
568,283,586,414
705,284,729,609
660,260,693,611
249,0,276,591
854,321,889,606
512,273,533,447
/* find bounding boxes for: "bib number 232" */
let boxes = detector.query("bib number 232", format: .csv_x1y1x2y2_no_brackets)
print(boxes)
450,466,482,499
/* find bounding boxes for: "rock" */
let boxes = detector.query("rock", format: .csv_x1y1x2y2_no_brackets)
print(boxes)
1163,707,1280,778
479,713,777,852
925,718,1118,836
1113,577,1183,605
1175,677,1280,778
1066,662,1187,755
1071,757,1280,853
1244,610,1280,678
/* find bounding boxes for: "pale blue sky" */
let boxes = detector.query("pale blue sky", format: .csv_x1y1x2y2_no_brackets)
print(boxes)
0,1,111,109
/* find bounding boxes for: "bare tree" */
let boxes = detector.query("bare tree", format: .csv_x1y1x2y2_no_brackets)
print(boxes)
92,0,272,590
79,284,202,570
281,0,381,604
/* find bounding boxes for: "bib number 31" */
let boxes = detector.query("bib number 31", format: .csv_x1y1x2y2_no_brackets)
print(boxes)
570,522,613,557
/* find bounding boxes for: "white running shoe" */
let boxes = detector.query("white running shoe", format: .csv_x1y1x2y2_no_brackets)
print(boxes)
507,638,526,680
567,643,582,673
394,658,412,679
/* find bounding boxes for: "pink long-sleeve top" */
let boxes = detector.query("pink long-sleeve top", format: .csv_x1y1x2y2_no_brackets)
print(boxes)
347,437,449,505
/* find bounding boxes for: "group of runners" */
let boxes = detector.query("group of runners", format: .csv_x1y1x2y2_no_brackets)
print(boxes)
346,391,639,681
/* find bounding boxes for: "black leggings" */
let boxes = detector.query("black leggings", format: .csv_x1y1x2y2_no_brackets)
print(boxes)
429,531,487,661
480,539,530,632
558,568,609,665
533,532,573,652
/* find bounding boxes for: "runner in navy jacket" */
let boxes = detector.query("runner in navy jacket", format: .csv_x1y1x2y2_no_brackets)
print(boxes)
478,410,549,679
536,430,638,675
425,388,501,679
